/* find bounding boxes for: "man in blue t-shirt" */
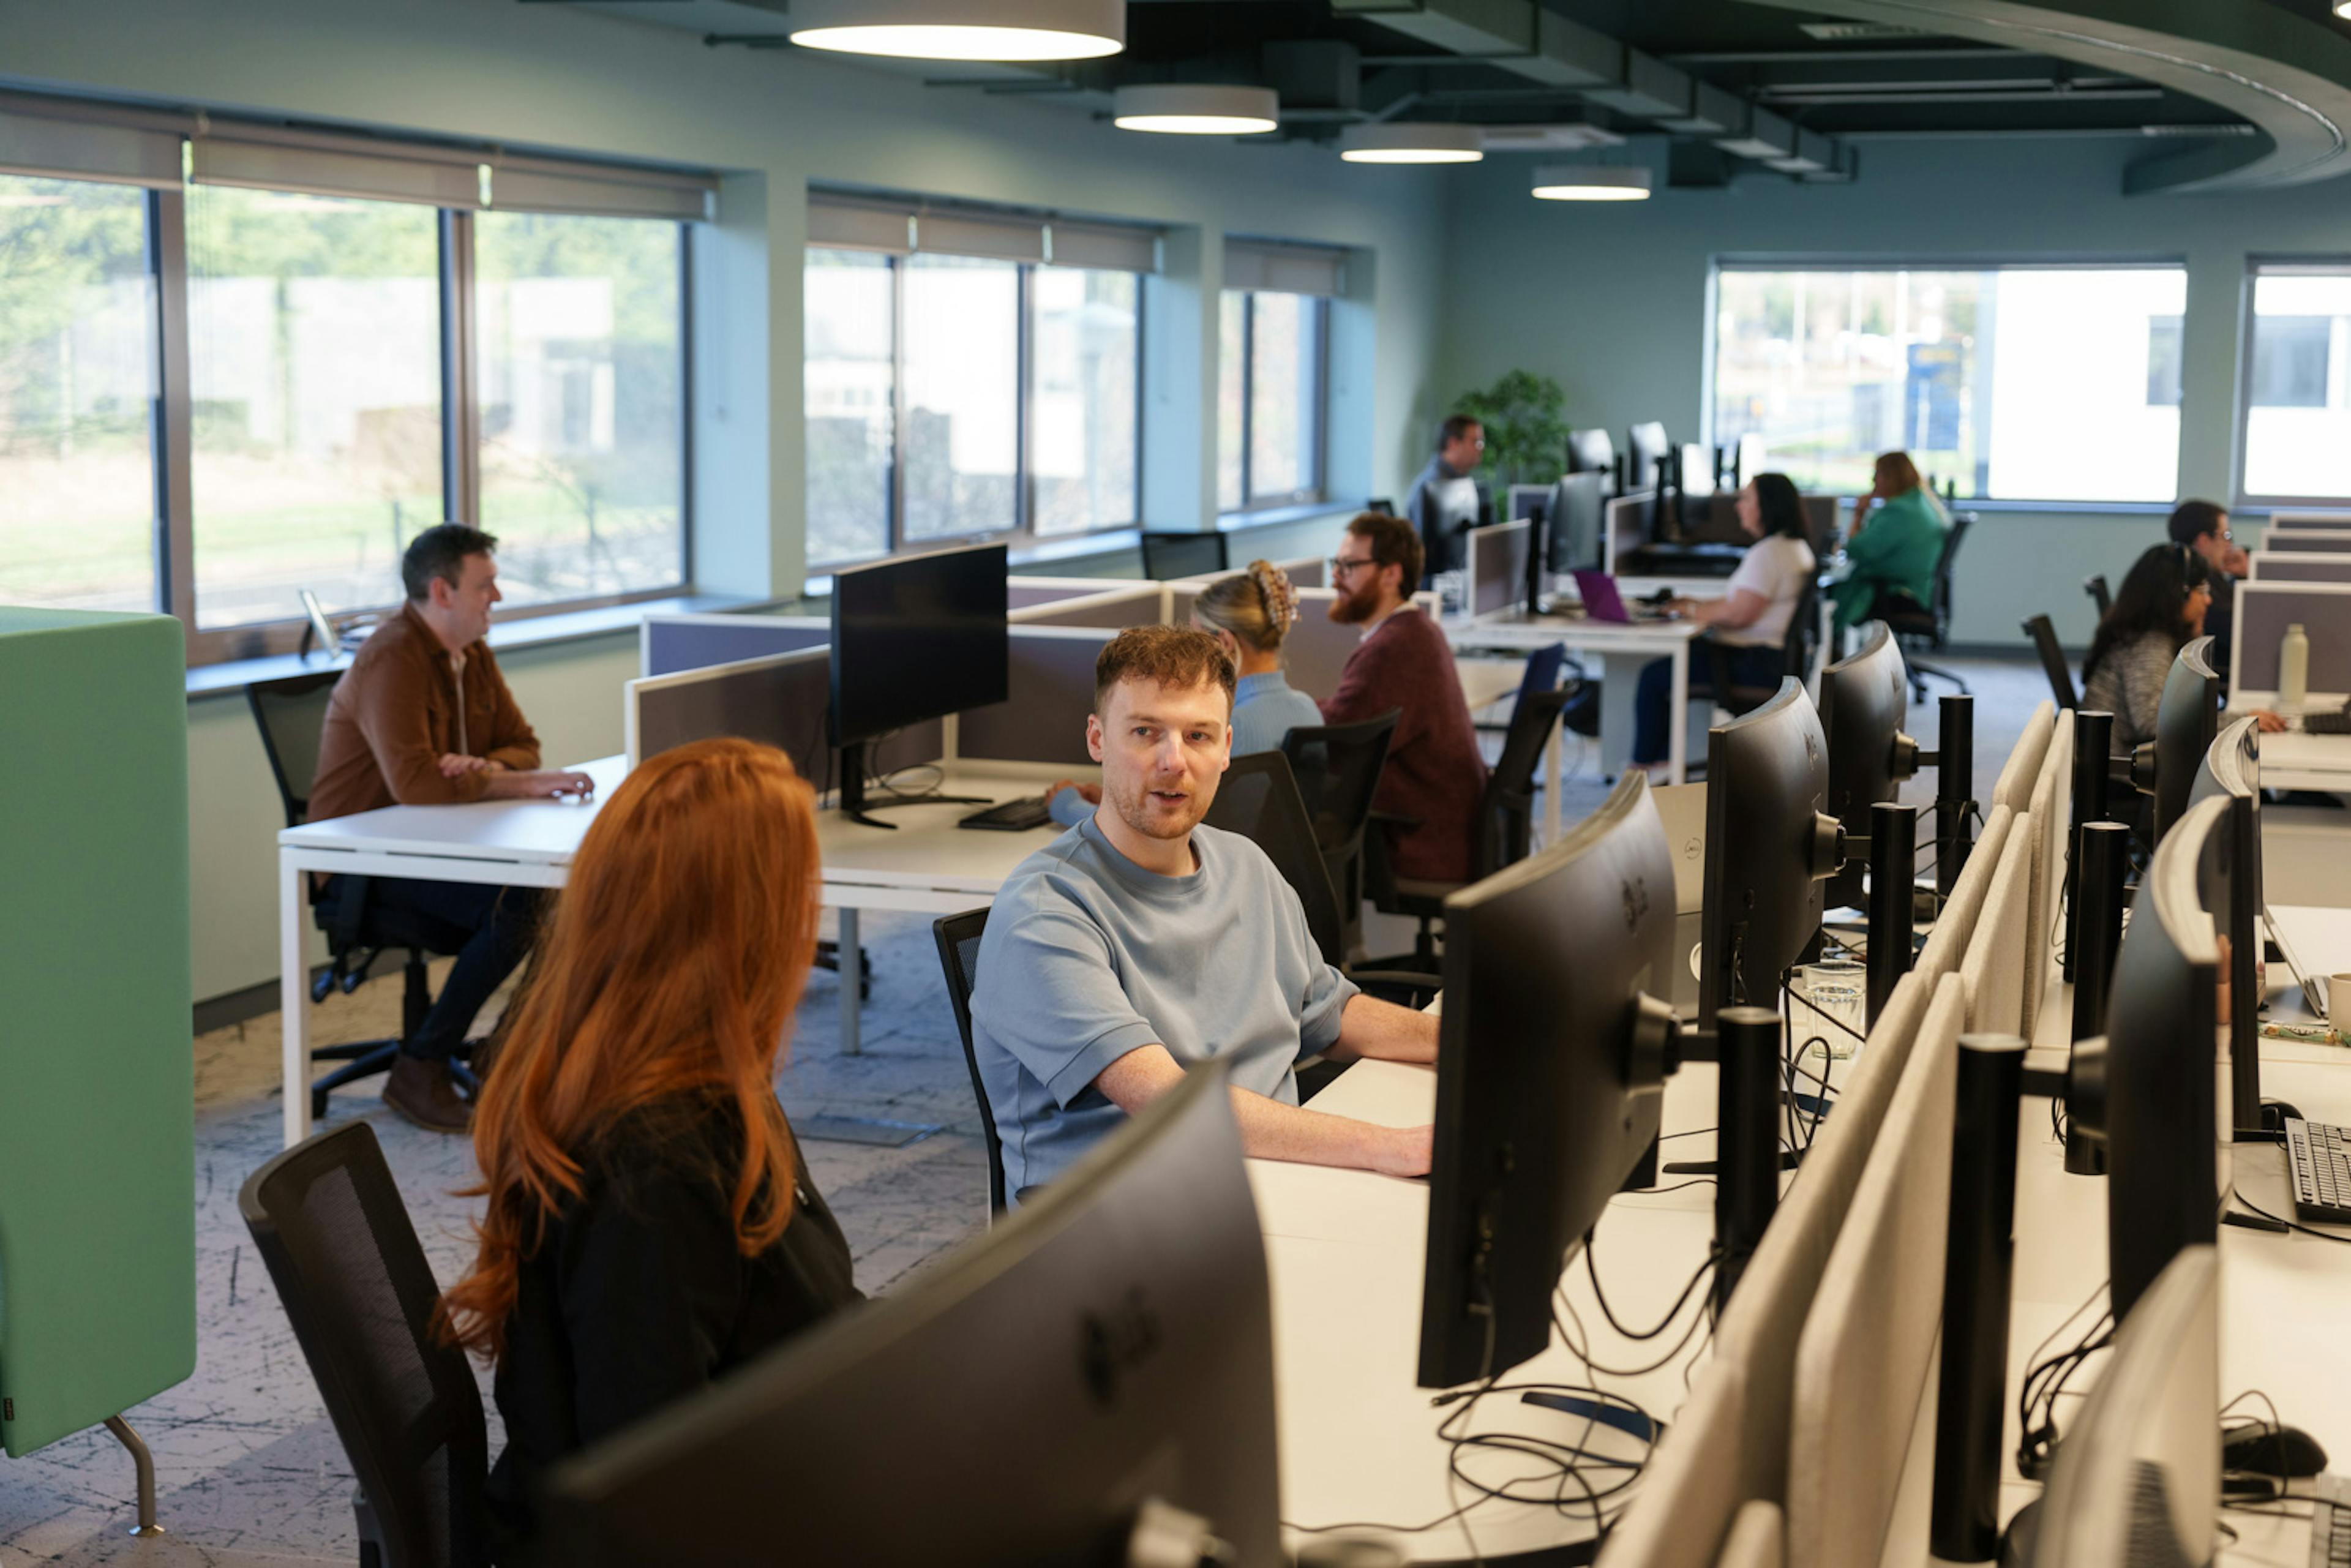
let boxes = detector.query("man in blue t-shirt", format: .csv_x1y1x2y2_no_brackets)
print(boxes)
970,625,1441,1202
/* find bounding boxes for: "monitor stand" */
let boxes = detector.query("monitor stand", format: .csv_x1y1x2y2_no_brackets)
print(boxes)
834,740,991,830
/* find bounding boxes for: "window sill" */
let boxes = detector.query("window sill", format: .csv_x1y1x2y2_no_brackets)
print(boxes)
184,591,767,700
1948,498,2172,516
1217,499,1363,533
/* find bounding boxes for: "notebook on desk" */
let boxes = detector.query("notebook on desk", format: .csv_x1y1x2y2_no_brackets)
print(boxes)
1570,569,1676,624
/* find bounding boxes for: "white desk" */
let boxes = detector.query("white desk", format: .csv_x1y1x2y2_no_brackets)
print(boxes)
1259,1057,1723,1561
274,756,1076,1147
2227,691,2351,793
1445,609,1706,787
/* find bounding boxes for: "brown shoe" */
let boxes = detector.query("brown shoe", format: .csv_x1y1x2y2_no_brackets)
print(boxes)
384,1053,472,1134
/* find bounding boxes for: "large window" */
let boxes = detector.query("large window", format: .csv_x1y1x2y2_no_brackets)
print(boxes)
1711,264,2186,504
1218,288,1325,514
0,174,159,613
2240,261,2351,504
0,96,706,660
802,243,1143,568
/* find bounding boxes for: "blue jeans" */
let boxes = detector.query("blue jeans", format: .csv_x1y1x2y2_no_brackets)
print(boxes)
1632,643,1787,765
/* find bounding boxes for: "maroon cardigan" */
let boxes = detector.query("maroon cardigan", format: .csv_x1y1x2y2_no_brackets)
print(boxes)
1318,607,1488,883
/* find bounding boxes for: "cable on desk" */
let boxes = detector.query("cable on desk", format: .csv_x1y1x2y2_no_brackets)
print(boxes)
2015,1278,2113,1482
2233,1191,2351,1245
1583,1233,1715,1343
1554,1260,1718,1382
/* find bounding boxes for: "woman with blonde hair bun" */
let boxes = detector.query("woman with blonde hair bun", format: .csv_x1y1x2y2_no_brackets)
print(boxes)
1190,559,1327,756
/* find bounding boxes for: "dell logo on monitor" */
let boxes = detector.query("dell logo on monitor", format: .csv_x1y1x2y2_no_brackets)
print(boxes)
1081,1288,1163,1406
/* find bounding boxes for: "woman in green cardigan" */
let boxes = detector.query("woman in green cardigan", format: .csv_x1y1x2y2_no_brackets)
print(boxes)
1830,450,1950,633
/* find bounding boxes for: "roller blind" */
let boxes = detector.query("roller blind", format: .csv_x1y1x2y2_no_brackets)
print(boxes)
191,132,486,208
490,157,714,221
808,192,1161,271
0,96,180,189
1224,238,1347,297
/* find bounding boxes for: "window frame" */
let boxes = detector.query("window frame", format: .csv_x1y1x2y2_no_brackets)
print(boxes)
2234,256,2351,511
1704,255,2191,509
802,248,1147,570
1220,287,1330,518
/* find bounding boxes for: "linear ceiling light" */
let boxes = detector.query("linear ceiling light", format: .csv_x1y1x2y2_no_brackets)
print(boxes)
1338,122,1484,164
787,0,1123,62
1531,165,1652,201
1114,84,1280,135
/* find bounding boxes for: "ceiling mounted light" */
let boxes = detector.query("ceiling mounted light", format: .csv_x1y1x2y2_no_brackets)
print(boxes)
787,0,1123,62
1531,165,1652,201
1114,84,1280,136
1338,123,1484,165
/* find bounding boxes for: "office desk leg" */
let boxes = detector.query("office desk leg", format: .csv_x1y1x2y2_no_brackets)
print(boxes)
839,907,862,1056
280,853,310,1150
1667,641,1690,786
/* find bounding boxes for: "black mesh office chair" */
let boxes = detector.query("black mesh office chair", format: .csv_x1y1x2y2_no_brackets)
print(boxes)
247,672,477,1121
1877,511,1974,699
239,1122,489,1568
931,908,1007,1218
1280,711,1400,955
1709,572,1820,720
1201,752,1344,969
2084,574,2112,619
1139,531,1229,581
2023,613,2080,709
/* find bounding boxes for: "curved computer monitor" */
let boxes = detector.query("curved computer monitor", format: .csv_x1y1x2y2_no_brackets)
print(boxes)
2079,794,2227,1322
2025,1246,2219,1568
1419,769,1678,1388
1566,427,1616,482
2189,716,2263,1137
544,1065,1280,1566
1699,681,1842,1027
1818,623,1913,913
1626,421,1670,493
2143,636,2220,845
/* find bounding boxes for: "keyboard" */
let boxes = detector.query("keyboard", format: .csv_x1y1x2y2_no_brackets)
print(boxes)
2311,1473,2350,1567
2304,705,2351,736
2285,1119,2351,1226
959,796,1055,832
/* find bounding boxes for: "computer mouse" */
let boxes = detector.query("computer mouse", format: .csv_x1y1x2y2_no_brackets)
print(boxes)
2223,1420,2329,1479
2262,1099,2304,1131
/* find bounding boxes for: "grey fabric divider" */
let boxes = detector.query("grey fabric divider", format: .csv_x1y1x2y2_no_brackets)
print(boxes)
634,647,940,791
2250,553,2351,582
2234,583,2351,691
1008,581,1109,610
958,628,1111,766
1281,589,1436,702
1279,555,1328,590
1022,585,1164,629
643,615,827,677
2265,530,2351,553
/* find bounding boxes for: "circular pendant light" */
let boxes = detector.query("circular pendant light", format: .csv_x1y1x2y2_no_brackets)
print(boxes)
1114,84,1281,135
1531,165,1653,201
1337,122,1484,165
787,0,1124,62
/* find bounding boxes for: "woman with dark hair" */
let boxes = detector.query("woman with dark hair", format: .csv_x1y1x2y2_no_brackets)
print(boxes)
440,738,861,1563
1829,449,1950,634
1630,473,1818,774
2080,544,2215,754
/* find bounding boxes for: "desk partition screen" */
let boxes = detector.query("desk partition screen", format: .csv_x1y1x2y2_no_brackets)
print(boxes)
1959,824,2034,1034
2230,581,2351,700
1991,700,2056,812
1011,582,1169,629
1007,577,1123,612
640,613,828,679
1465,520,1531,619
626,647,942,787
1915,806,2014,990
2266,511,2351,530
1276,553,1327,590
958,626,1112,767
1281,588,1440,701
2022,716,2074,1038
2246,552,2351,583
2262,528,2351,554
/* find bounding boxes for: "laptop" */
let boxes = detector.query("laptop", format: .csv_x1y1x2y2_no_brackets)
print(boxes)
2267,905,2331,1016
1570,569,1674,624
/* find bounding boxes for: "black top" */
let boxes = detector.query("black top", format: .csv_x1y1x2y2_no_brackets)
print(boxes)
485,1095,861,1564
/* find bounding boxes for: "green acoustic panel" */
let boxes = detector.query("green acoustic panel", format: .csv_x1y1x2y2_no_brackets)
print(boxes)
0,609,196,1456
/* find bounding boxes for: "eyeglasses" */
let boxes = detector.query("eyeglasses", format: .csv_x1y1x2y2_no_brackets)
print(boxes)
1329,555,1379,577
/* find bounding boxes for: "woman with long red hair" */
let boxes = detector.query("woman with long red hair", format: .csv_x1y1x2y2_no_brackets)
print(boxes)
439,738,860,1561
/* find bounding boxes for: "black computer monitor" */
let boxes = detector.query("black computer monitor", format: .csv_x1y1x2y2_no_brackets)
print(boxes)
2022,1247,2219,1568
1625,421,1670,493
2069,795,2227,1322
1819,624,1919,913
1139,530,1228,582
1566,427,1616,486
1419,770,1679,1388
543,1065,1280,1567
1424,475,1483,577
1545,470,1608,574
1698,681,1845,1027
2135,636,2221,846
2188,716,2263,1138
828,542,1010,825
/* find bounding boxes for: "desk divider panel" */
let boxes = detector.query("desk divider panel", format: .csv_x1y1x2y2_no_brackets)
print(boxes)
640,613,828,678
1011,582,1169,629
1007,576,1127,611
2022,717,2073,1038
2261,529,2351,554
626,647,941,792
1784,973,1968,1568
1959,822,2034,1034
1465,520,1531,619
958,626,1113,767
2266,512,2351,530
2230,580,2351,700
0,609,195,1457
2247,552,2351,583
1916,805,2014,989
1281,589,1440,702
1991,701,2055,811
1276,553,1327,590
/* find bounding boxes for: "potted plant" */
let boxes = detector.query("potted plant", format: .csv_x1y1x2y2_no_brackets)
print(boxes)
1452,370,1569,491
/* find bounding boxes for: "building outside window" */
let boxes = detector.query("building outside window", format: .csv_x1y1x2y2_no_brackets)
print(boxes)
2239,261,2351,505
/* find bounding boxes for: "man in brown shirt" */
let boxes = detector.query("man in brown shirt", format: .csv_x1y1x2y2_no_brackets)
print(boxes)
309,523,594,1131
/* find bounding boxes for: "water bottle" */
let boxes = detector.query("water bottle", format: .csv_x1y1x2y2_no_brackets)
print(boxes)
2281,622,2309,710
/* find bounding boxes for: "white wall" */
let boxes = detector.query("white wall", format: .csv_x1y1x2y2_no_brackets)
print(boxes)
4,0,1445,1002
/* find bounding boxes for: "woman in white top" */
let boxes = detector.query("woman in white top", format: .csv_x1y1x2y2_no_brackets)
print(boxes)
1631,472,1818,773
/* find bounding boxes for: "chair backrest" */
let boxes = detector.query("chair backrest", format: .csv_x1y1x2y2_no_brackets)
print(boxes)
2022,614,2079,708
246,670,345,828
2083,574,2112,618
1710,572,1820,717
1280,709,1400,865
1140,531,1228,580
238,1122,488,1568
1515,642,1569,710
1927,511,1972,642
1202,751,1345,967
1475,686,1571,877
931,909,1007,1217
